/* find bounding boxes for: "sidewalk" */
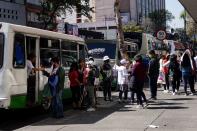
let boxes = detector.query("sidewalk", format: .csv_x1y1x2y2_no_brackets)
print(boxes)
16,88,197,131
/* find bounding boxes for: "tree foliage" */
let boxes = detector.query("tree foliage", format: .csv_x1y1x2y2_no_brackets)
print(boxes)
123,23,144,33
38,0,94,30
148,9,174,32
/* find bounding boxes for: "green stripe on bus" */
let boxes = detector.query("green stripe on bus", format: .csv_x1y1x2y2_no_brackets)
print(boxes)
10,95,26,108
9,88,72,109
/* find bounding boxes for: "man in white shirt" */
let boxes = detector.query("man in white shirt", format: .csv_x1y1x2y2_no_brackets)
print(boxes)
113,59,129,103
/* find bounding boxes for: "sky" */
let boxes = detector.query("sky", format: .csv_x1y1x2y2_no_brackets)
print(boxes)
166,0,184,29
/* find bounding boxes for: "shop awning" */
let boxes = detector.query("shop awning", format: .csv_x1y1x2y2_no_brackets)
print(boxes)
179,0,197,22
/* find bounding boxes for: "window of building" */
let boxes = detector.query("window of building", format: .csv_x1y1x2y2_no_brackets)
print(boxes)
109,26,117,29
27,12,40,22
13,0,25,4
13,34,25,68
0,33,4,69
96,27,107,30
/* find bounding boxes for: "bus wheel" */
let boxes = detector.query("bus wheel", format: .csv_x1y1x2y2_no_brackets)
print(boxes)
42,97,51,110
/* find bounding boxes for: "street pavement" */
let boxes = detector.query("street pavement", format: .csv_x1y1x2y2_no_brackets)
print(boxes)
15,87,197,131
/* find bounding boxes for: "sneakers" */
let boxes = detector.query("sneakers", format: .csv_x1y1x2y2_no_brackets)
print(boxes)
118,99,122,103
149,97,157,100
87,107,96,112
163,90,168,93
136,105,144,109
190,93,195,96
143,103,148,108
172,92,176,96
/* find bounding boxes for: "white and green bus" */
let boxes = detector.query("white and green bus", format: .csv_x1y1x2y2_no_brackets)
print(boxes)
0,22,88,109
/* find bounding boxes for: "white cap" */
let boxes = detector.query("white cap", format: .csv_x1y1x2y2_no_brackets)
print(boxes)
103,56,110,61
120,59,128,65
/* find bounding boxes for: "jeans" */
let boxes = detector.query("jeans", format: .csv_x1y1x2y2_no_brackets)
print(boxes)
51,90,64,118
149,75,158,98
86,85,95,108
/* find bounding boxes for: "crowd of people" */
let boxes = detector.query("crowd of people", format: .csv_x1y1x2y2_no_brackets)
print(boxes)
68,49,197,111
34,48,197,119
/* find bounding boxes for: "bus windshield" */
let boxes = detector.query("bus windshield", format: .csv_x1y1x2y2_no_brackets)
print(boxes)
0,34,3,68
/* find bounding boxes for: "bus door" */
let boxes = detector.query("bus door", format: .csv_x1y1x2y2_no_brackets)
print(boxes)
26,35,40,106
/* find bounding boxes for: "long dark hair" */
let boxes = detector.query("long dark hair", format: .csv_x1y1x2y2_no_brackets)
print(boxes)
181,54,190,68
69,62,78,73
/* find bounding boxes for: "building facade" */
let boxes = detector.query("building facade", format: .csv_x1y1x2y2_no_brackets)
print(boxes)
0,0,26,25
26,0,43,28
74,0,166,40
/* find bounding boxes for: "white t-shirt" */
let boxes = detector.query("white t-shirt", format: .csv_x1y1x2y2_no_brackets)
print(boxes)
27,60,34,77
194,56,197,70
113,65,128,85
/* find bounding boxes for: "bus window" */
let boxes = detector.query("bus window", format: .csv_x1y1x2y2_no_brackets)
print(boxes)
40,38,60,68
40,38,60,49
61,41,77,51
61,51,77,68
79,45,85,59
13,34,25,68
61,41,77,69
0,33,4,68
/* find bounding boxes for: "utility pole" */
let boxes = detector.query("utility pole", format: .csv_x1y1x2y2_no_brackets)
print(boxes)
114,0,127,62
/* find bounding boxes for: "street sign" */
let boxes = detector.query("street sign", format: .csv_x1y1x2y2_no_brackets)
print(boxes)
156,30,166,40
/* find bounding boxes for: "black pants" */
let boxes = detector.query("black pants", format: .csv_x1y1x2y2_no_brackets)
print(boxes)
71,86,81,105
149,75,158,98
164,73,170,90
27,75,35,105
136,82,147,105
103,80,112,100
171,76,180,93
183,75,195,93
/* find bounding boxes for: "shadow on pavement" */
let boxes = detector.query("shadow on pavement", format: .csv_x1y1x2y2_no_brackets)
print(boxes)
33,98,136,126
149,102,184,106
160,98,196,101
147,106,189,110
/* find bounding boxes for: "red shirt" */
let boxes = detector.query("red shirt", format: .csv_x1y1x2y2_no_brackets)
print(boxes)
69,70,80,87
163,59,169,74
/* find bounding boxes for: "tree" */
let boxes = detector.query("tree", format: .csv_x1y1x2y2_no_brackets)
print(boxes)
148,9,174,32
123,22,144,33
38,0,93,30
180,10,187,32
114,0,127,61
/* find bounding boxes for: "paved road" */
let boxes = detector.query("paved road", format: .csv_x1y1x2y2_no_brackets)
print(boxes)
15,88,197,131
